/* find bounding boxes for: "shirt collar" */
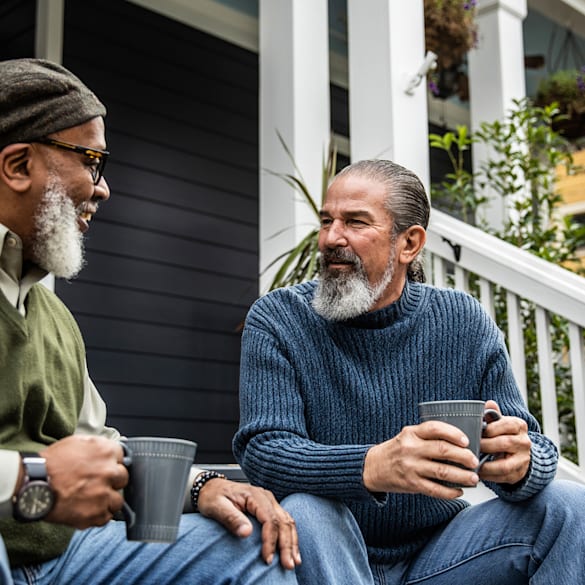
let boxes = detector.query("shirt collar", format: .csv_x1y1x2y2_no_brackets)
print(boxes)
0,223,48,314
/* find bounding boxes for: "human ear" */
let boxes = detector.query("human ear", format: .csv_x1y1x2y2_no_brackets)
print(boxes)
398,225,426,264
0,144,34,193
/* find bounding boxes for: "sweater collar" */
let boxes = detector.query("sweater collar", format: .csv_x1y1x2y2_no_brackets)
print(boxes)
333,279,423,329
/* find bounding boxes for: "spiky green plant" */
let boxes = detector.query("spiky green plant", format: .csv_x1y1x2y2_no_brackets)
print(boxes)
263,133,337,291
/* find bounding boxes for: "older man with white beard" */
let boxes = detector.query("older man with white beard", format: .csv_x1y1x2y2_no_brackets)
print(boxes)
0,58,308,585
234,159,585,584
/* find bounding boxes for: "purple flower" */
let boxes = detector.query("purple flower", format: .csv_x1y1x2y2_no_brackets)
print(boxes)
577,67,585,92
429,80,440,96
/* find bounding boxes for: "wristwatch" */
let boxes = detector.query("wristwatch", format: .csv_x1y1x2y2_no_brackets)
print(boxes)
12,452,55,522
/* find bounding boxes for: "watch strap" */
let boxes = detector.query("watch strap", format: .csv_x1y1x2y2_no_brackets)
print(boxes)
20,452,48,481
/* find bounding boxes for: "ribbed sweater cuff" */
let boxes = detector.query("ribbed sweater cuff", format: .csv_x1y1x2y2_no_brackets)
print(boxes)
490,433,558,502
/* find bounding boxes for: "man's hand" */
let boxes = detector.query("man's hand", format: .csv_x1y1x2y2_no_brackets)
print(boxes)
363,421,480,499
478,400,532,485
197,478,301,570
40,435,128,529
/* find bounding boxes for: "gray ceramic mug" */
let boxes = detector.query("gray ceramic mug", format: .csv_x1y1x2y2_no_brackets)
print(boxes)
119,437,197,542
418,400,501,488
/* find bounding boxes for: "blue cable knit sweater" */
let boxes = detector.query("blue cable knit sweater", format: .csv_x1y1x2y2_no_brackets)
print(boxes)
233,280,558,564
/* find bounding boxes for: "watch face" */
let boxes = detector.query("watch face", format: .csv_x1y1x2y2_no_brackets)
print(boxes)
17,481,54,521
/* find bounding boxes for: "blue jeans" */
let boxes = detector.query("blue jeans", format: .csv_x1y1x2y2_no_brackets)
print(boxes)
369,480,585,585
281,481,585,584
3,481,584,584
7,512,297,585
2,493,373,585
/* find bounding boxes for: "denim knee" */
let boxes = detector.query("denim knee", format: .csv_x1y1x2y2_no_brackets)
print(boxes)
533,479,585,510
281,493,352,525
280,494,373,584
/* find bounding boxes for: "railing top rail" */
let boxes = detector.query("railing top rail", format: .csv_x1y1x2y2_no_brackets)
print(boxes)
426,209,585,328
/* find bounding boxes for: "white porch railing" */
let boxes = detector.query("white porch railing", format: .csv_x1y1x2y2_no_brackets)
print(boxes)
425,209,585,485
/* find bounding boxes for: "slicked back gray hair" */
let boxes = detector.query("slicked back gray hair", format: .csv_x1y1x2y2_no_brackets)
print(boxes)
334,159,430,282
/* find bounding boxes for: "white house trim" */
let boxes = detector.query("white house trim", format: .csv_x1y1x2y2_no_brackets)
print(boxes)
128,0,258,52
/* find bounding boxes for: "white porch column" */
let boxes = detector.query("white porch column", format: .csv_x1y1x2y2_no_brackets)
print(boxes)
469,0,527,229
346,0,430,191
259,0,330,292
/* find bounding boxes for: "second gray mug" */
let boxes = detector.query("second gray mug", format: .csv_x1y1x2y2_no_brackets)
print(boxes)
418,400,501,488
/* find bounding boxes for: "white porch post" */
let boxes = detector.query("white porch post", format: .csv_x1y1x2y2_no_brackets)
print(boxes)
469,0,527,229
258,0,330,292
346,0,430,191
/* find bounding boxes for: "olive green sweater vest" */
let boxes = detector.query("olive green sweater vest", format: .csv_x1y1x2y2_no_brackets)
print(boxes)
0,283,85,567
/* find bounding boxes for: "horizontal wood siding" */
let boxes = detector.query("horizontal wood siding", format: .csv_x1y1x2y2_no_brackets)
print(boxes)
55,0,259,462
0,0,34,59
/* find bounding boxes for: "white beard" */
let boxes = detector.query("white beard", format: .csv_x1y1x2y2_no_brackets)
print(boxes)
312,247,395,321
31,175,85,279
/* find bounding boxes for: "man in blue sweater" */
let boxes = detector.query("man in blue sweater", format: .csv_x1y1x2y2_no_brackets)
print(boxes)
234,159,585,584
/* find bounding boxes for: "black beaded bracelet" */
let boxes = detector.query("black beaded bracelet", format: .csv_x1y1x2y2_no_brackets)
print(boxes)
190,470,227,512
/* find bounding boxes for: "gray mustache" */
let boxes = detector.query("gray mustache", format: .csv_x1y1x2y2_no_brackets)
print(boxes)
322,248,359,265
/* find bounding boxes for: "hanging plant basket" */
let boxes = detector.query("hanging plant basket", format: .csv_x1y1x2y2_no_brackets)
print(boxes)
424,0,477,100
535,69,585,140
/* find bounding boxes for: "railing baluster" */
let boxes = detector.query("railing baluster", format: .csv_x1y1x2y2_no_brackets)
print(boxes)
424,252,434,286
506,292,527,405
433,255,446,288
478,278,495,320
454,266,468,292
535,307,560,447
569,324,585,465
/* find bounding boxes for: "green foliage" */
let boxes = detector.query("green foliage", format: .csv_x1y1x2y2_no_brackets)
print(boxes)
429,125,484,223
535,70,585,140
536,69,585,114
263,133,337,291
430,98,585,463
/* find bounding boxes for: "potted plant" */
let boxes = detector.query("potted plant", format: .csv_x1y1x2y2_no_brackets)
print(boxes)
534,69,585,140
424,0,477,100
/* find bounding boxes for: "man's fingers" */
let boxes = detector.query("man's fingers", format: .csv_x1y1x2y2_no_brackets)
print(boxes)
204,494,254,536
258,508,299,569
230,486,301,569
417,421,470,447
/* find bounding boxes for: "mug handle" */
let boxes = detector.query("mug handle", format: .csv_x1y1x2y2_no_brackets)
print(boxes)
112,441,136,528
478,409,502,467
